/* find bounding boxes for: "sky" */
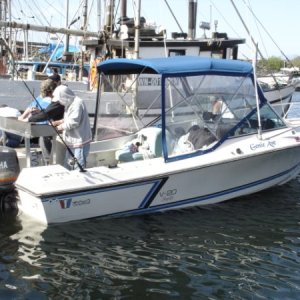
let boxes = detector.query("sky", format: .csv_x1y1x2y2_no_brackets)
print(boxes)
10,0,300,60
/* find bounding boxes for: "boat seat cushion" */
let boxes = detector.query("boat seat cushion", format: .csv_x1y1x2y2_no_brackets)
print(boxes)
116,127,172,162
135,127,163,159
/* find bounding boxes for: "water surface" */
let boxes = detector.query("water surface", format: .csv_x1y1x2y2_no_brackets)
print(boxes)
1,177,300,299
1,93,300,299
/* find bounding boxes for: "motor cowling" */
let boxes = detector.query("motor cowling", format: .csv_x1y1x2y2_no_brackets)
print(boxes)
0,146,20,192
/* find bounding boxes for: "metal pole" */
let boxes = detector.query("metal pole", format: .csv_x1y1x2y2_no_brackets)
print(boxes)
132,0,141,115
104,0,114,36
8,0,11,49
0,20,100,38
97,0,102,30
188,0,197,40
253,42,262,140
64,0,70,52
133,0,141,59
79,0,88,81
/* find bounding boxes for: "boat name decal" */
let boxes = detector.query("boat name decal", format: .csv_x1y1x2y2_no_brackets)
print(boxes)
0,161,8,169
138,77,161,86
159,189,177,202
43,172,70,179
138,77,179,86
59,198,91,209
250,140,276,151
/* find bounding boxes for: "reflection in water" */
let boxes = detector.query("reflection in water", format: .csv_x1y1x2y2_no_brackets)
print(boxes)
0,178,300,298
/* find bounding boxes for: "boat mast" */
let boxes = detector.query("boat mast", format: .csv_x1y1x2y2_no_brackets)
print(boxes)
97,0,102,31
0,20,100,38
188,0,197,40
79,0,88,81
64,0,70,53
133,0,141,59
131,0,141,120
104,0,115,38
253,42,262,139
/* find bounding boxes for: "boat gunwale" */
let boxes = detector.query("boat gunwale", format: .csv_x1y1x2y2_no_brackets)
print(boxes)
15,139,300,199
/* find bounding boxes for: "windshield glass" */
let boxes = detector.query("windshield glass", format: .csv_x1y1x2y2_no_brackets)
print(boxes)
95,71,286,159
161,74,286,158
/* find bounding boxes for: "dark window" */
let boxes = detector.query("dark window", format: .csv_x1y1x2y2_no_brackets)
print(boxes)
169,49,186,56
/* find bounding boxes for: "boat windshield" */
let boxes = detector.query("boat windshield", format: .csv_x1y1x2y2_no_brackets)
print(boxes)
95,69,286,161
94,72,164,140
160,73,286,159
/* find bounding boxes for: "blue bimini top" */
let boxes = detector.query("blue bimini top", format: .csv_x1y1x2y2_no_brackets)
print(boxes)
97,56,253,77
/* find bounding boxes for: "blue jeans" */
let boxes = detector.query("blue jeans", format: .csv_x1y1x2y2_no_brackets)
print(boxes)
64,144,90,170
1,132,22,148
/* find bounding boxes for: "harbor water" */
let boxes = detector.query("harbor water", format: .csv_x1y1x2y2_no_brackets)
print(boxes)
1,94,300,299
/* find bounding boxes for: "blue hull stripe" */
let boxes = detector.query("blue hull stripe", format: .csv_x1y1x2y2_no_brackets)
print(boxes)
105,162,300,218
139,177,168,208
43,162,300,219
43,178,165,202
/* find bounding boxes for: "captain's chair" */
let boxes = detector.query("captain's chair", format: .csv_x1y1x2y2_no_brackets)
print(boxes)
116,127,173,162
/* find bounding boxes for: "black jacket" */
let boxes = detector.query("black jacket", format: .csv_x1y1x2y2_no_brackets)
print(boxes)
28,102,64,123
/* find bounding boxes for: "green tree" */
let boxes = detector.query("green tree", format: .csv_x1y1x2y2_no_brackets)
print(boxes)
257,56,284,74
290,56,300,68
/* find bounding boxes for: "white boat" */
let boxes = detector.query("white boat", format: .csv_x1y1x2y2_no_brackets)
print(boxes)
276,67,300,90
6,55,300,225
258,76,295,116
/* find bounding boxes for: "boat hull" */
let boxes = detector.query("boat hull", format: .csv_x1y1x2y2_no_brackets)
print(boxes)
263,84,294,115
16,144,300,224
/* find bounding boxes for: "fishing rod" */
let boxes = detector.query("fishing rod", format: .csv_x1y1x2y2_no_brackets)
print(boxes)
1,39,86,172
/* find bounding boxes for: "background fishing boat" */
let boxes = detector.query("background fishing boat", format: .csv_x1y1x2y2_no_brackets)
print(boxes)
0,0,247,116
258,75,295,116
0,0,293,117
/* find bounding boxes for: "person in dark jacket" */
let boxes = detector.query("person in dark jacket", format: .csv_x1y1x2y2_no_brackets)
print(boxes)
19,79,65,164
48,68,61,86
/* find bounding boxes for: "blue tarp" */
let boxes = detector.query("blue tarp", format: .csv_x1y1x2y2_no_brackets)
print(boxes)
39,43,80,61
97,56,253,76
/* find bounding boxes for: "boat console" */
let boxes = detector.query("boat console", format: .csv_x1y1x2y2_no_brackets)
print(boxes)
0,116,57,168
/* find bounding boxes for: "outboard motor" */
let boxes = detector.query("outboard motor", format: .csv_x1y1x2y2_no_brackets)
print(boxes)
0,146,20,192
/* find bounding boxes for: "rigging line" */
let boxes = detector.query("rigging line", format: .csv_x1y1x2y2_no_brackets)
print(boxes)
106,0,118,33
16,0,23,9
230,0,285,100
31,0,52,26
229,0,264,59
11,1,23,20
209,0,252,59
2,40,86,172
44,0,65,20
242,0,293,64
74,0,88,31
131,0,139,30
87,0,96,31
163,0,184,34
18,2,46,46
244,0,269,59
209,1,240,37
15,0,24,17
131,0,136,17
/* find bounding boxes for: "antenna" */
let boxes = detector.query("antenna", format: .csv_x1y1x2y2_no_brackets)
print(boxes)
214,20,218,32
199,21,210,38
